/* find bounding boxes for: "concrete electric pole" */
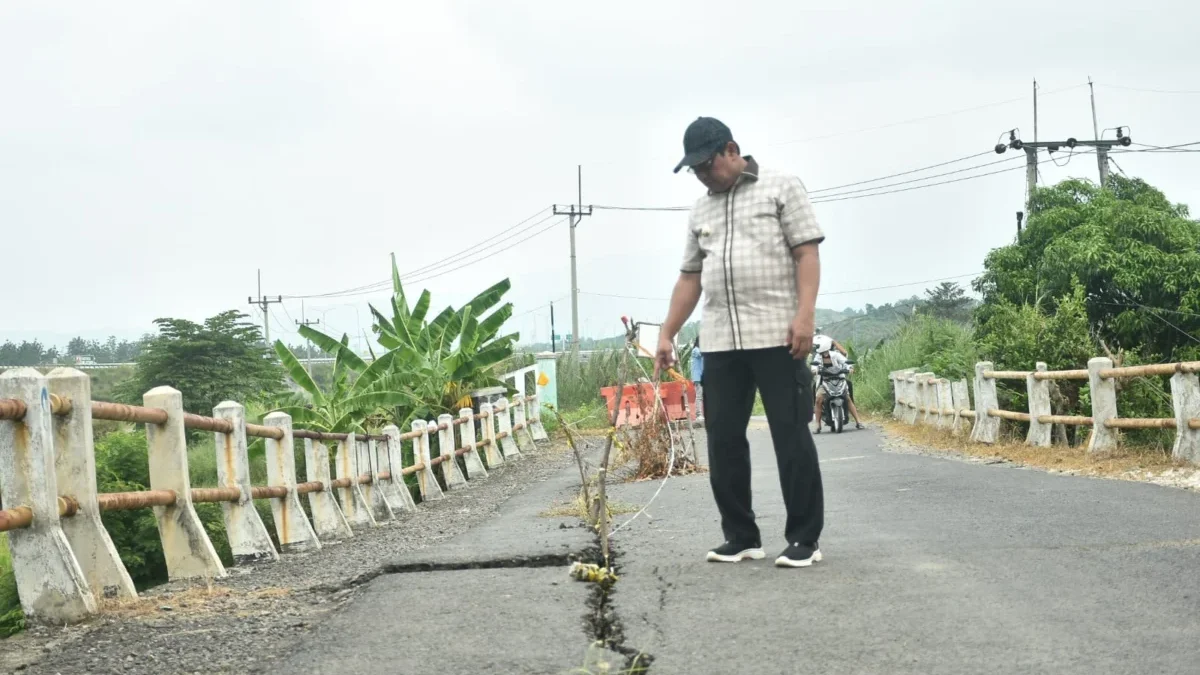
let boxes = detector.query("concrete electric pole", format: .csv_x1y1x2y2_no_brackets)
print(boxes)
296,299,320,372
552,165,592,352
248,269,282,345
995,127,1132,212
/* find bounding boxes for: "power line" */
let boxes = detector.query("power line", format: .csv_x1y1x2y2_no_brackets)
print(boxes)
807,151,1095,206
1124,141,1200,153
809,151,996,194
808,153,1024,199
398,208,557,283
403,217,569,286
513,295,570,319
769,84,1087,147
1098,84,1200,95
594,148,1100,215
819,272,982,296
1092,300,1200,320
282,207,553,300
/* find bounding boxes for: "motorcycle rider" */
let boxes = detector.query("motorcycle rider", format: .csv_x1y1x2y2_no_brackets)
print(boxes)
813,344,864,432
812,329,855,404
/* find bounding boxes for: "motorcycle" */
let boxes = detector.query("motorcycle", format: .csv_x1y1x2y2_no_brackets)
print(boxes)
816,362,852,433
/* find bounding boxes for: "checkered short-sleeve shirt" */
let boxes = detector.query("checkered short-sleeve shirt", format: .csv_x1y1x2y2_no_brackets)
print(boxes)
680,156,824,352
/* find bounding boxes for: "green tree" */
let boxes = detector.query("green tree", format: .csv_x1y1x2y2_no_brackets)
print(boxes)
919,282,973,322
974,175,1200,362
115,310,284,416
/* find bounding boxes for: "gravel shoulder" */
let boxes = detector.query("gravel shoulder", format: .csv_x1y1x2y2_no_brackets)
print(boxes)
2,440,576,675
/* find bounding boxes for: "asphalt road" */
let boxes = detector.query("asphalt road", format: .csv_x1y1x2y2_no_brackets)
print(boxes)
283,424,1200,674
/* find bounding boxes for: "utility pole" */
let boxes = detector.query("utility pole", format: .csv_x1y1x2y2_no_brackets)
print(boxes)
247,269,282,345
550,302,557,354
552,165,592,353
1033,78,1038,144
295,299,320,372
1024,146,1038,213
1088,76,1109,186
995,127,1132,206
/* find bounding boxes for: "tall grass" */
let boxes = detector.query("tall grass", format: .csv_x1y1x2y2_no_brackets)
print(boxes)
0,534,21,637
852,315,977,414
555,350,629,410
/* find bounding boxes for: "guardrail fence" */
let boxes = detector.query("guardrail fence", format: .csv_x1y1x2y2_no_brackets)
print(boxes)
889,358,1200,461
0,367,549,625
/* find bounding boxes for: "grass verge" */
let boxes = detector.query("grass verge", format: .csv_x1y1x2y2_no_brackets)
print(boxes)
877,415,1189,479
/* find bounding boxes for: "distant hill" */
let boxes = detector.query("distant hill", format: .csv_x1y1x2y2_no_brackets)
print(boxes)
823,299,920,353
823,294,978,354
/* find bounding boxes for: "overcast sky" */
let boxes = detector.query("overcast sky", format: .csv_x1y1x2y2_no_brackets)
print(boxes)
4,1,1198,352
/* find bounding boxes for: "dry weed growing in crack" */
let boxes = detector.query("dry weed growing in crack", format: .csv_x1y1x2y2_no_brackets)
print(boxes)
613,390,703,482
540,491,639,520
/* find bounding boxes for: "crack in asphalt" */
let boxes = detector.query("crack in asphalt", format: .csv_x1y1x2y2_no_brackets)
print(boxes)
580,544,655,673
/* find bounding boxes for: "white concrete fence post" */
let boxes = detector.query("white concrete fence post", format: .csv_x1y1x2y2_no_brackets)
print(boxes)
903,372,920,425
951,378,972,437
527,392,548,441
213,402,278,564
373,433,409,515
1087,357,1120,453
336,432,376,528
0,368,97,623
302,438,354,539
479,403,504,467
47,368,138,601
458,408,489,480
970,362,1000,444
438,414,468,488
1026,363,1052,448
496,398,521,459
143,386,227,581
512,399,536,452
1170,370,1200,463
413,420,445,501
917,373,936,425
358,436,395,522
382,425,418,512
263,412,321,553
935,378,953,430
889,370,904,419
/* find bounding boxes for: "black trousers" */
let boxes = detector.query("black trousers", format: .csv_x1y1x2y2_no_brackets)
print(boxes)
702,346,824,546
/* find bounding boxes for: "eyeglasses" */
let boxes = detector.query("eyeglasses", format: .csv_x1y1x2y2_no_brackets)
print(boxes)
686,152,719,174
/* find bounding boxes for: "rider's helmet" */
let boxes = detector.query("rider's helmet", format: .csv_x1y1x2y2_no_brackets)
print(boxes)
812,334,833,355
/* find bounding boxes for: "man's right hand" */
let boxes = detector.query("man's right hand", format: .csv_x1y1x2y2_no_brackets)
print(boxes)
653,335,676,380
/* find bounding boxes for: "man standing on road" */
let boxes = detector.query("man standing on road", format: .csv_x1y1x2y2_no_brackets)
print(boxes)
654,117,826,569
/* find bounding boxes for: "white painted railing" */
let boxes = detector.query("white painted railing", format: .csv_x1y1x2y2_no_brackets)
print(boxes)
0,367,550,625
889,359,1200,461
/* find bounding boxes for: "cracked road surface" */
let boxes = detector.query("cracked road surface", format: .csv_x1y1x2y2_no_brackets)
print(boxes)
281,424,1200,674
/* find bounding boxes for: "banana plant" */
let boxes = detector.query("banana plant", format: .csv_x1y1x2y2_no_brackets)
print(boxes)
367,253,519,412
270,328,419,434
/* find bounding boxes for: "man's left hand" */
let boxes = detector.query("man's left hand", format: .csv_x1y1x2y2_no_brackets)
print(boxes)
787,312,814,358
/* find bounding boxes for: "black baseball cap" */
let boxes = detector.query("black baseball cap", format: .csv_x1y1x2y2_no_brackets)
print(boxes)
673,117,734,173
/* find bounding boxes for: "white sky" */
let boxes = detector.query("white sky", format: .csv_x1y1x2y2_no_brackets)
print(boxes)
3,1,1198,351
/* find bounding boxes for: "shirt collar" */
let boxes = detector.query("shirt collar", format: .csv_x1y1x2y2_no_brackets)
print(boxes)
708,155,759,196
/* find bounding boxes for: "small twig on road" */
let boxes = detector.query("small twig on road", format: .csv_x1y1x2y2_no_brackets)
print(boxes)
547,403,592,513
598,467,610,567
